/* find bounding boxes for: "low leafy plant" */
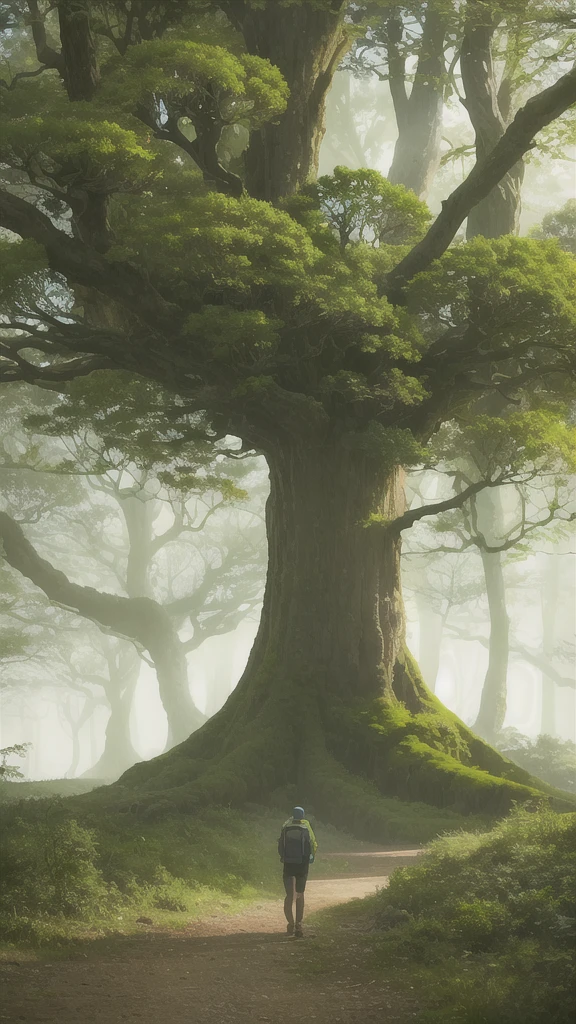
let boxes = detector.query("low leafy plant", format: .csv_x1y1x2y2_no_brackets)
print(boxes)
0,818,113,919
367,808,576,1023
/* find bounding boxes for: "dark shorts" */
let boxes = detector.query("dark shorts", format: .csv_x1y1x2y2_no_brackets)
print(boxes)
283,863,309,894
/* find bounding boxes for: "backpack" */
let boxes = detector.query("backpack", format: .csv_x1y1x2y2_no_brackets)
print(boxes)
279,822,311,865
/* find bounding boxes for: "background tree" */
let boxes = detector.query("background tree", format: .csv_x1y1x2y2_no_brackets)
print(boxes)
0,380,266,747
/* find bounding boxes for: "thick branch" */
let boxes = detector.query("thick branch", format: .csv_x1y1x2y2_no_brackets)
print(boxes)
0,347,113,386
26,0,66,77
0,511,161,647
387,477,498,533
58,0,100,102
386,63,576,300
0,511,206,738
0,190,180,329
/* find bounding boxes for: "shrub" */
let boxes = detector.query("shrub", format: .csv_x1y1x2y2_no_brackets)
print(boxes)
369,809,576,1023
0,818,112,919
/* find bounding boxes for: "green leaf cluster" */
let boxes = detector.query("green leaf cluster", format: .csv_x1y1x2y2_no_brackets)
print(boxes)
185,307,281,362
431,410,576,479
102,40,289,130
346,422,427,469
299,166,430,248
408,235,576,344
1,77,158,195
529,199,576,255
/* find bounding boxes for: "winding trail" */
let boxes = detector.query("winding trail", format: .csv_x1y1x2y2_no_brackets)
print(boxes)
0,851,421,1024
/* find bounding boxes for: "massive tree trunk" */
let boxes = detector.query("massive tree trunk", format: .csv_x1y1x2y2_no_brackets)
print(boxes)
120,444,554,827
5,1,572,835
386,9,446,199
230,1,349,200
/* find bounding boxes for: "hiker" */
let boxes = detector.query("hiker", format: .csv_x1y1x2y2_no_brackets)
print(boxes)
278,806,317,938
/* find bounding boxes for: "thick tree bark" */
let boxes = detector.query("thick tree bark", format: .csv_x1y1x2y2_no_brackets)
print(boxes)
230,1,349,200
57,0,113,252
387,9,446,198
58,0,100,101
255,444,406,698
120,444,556,823
461,19,523,238
0,511,204,745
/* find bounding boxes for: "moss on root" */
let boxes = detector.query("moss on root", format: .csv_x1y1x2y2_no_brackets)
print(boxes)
50,650,574,838
326,650,575,818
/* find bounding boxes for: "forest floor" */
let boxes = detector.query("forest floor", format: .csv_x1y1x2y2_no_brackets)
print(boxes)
0,850,422,1024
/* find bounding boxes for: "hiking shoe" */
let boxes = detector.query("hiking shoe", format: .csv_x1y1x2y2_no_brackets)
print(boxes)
286,923,294,936
294,928,303,939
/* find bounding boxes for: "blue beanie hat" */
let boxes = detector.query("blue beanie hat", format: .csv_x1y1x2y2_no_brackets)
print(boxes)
292,806,305,820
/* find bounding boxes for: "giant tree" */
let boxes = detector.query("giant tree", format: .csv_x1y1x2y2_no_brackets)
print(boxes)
1,1,575,829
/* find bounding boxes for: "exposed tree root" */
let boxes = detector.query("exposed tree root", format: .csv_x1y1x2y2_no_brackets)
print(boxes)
87,650,574,837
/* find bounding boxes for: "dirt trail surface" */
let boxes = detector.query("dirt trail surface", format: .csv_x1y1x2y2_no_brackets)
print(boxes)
0,851,421,1024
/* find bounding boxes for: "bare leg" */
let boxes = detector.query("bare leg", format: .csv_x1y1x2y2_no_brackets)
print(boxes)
283,875,295,928
295,891,305,929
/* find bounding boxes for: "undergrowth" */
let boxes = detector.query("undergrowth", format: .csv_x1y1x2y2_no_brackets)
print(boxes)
0,786,388,948
0,800,284,947
312,808,576,1024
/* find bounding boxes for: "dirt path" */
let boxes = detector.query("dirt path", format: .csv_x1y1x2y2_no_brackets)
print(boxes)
0,852,420,1024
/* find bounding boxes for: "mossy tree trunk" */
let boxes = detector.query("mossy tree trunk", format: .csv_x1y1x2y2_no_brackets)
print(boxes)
120,443,552,825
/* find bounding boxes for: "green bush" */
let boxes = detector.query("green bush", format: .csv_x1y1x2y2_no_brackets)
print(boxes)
369,808,576,1023
0,818,113,919
146,867,196,912
0,802,284,944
